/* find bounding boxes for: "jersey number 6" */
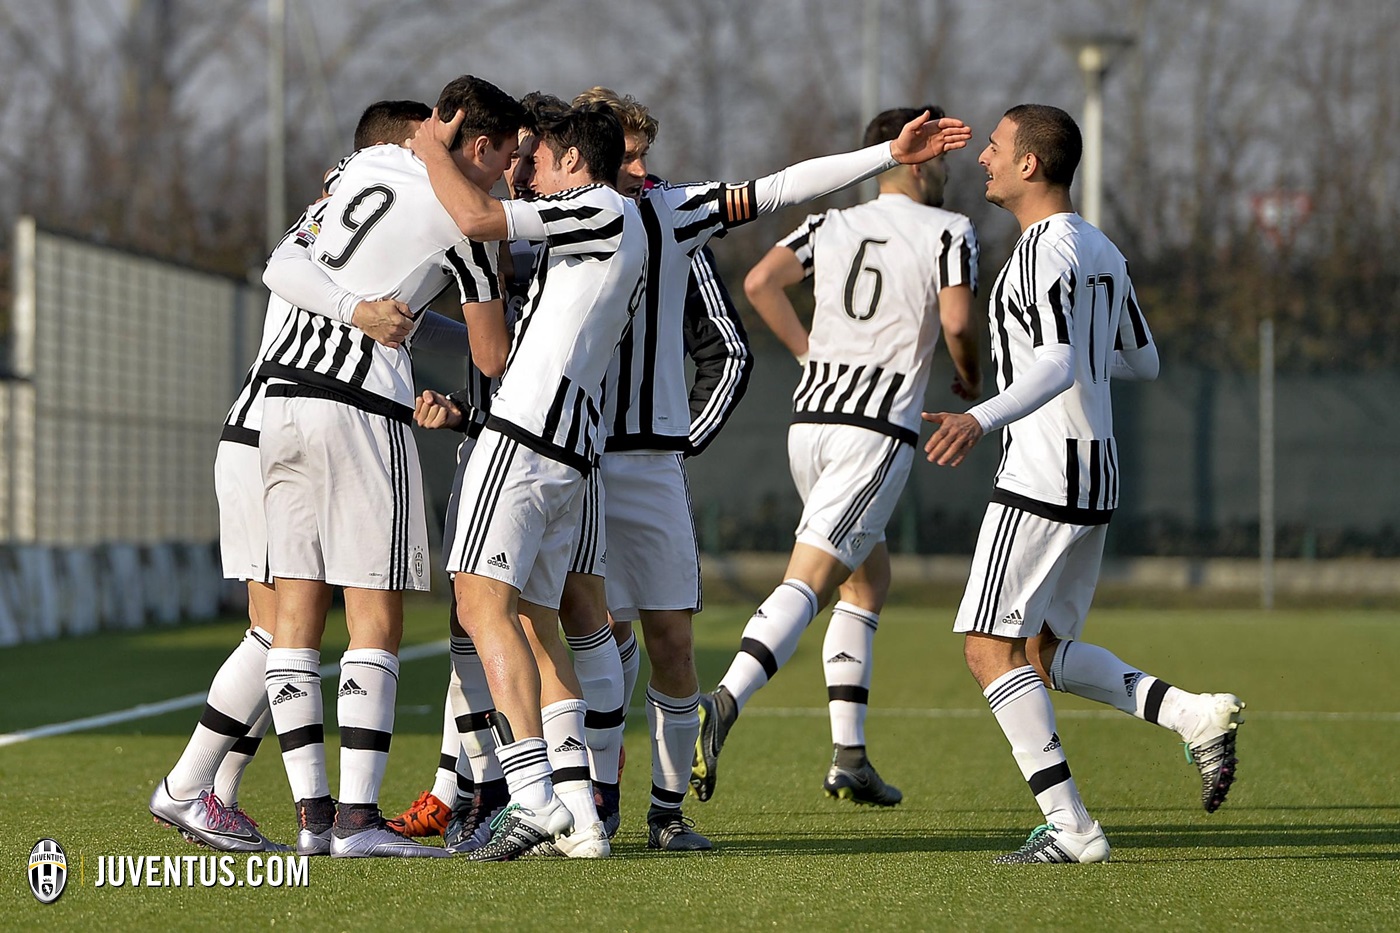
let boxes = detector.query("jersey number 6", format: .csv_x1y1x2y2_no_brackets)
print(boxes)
843,237,888,322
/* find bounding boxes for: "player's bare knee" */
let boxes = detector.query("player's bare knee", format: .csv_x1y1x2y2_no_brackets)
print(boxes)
963,633,1025,688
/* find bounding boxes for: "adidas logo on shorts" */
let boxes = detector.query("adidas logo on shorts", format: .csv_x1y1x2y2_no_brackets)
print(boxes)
339,678,367,697
272,683,307,705
487,552,511,570
1001,609,1024,626
554,736,587,753
826,652,860,664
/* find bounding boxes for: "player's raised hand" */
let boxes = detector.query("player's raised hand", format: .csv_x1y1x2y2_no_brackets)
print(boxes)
352,298,414,349
921,410,983,466
890,113,973,165
414,389,463,430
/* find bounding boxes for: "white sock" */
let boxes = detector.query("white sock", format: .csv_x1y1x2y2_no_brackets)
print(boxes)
823,602,878,748
450,635,504,785
566,625,625,786
1049,640,1194,736
215,707,271,807
984,666,1093,833
167,626,272,800
265,646,329,801
430,687,461,807
497,737,555,811
719,579,819,712
646,686,699,811
617,631,641,712
542,699,599,828
336,648,399,806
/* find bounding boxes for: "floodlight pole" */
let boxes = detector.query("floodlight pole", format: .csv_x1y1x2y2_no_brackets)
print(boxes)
1259,318,1275,609
266,0,286,253
1063,34,1133,228
860,0,882,201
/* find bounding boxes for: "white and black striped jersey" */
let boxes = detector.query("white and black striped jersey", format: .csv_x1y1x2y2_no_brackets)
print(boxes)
221,197,338,448
447,241,532,437
985,212,1152,523
257,144,499,423
604,178,760,451
488,184,646,472
783,193,978,444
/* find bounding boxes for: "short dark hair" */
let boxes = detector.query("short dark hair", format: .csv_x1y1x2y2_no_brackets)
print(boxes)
433,74,526,152
353,99,431,150
518,91,570,135
539,103,624,185
1004,103,1082,187
862,104,945,148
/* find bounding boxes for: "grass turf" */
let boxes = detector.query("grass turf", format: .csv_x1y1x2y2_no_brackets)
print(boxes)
2,601,1398,931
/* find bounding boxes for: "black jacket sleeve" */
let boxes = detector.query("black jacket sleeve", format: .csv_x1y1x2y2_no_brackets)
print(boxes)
684,245,753,456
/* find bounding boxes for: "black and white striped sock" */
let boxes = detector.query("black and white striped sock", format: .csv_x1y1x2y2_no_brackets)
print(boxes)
823,602,879,748
543,698,599,828
265,647,329,802
984,665,1092,833
646,686,699,811
167,626,272,801
566,625,625,786
337,648,399,806
719,579,820,712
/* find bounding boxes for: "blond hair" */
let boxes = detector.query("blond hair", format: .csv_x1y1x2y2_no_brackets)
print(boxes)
572,86,658,144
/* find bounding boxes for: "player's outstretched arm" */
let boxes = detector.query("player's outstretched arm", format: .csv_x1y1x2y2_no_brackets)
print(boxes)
408,109,509,242
740,112,970,220
744,246,809,364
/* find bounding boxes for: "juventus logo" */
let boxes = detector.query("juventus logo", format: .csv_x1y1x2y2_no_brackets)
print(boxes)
28,838,67,905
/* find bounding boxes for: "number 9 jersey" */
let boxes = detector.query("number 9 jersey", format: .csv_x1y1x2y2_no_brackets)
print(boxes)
780,193,978,444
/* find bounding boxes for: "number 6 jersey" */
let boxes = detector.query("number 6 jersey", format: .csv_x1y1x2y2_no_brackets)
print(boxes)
780,193,978,444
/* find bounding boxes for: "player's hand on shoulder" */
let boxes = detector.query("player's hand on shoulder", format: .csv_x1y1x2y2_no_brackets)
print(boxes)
414,389,462,430
891,113,972,164
921,410,982,467
352,298,414,349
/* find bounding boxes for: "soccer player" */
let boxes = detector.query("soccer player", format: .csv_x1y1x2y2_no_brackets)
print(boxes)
409,103,646,861
390,92,614,854
690,106,982,809
570,89,972,849
256,75,523,859
922,104,1244,864
147,100,433,854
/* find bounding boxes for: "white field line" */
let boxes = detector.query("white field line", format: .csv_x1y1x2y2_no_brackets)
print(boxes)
3,638,1397,749
0,639,451,749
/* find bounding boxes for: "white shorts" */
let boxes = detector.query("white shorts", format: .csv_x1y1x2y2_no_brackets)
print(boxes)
788,423,912,570
567,468,606,578
214,438,269,583
260,395,430,591
953,500,1107,640
601,451,701,621
445,427,586,609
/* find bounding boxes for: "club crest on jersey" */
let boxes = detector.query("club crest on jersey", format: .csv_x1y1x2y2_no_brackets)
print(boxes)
28,838,67,904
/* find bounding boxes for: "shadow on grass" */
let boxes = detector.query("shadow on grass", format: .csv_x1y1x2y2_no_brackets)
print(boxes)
701,820,1400,858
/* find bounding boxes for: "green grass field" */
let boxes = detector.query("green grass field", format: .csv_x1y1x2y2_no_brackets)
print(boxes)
3,599,1399,931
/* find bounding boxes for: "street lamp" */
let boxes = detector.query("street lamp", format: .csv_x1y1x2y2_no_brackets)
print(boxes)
1060,33,1134,228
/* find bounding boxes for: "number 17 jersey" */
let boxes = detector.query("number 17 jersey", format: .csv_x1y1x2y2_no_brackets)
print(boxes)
780,193,978,444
